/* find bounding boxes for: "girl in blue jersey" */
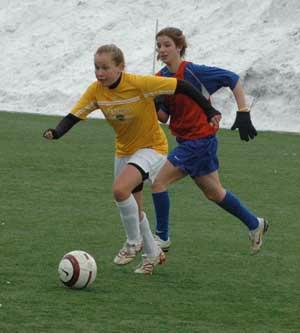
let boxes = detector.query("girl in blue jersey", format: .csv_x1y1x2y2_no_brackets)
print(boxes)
152,27,268,254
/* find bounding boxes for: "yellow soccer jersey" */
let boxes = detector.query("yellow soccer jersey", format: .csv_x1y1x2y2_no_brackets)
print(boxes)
70,72,177,156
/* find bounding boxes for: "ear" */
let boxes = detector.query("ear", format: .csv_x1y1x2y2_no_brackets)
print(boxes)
118,63,125,71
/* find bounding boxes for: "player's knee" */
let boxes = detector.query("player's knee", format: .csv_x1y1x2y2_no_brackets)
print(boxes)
204,190,224,202
112,184,130,201
151,179,165,193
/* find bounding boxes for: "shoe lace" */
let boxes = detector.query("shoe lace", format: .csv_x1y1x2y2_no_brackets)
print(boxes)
138,257,154,273
118,248,129,257
118,242,131,257
118,242,140,257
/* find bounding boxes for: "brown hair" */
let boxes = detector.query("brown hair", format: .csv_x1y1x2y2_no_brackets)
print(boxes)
95,44,125,67
156,27,187,59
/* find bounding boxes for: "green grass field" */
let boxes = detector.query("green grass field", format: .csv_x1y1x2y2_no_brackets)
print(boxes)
0,111,299,333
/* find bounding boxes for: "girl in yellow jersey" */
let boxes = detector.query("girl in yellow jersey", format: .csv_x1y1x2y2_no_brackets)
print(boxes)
43,44,220,274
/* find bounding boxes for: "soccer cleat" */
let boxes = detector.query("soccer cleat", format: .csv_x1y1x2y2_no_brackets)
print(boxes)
134,249,166,275
113,241,143,265
249,218,269,254
154,234,171,252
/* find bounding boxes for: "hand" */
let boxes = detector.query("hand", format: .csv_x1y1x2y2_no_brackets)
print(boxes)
43,128,56,140
231,111,257,141
157,110,169,124
207,108,222,128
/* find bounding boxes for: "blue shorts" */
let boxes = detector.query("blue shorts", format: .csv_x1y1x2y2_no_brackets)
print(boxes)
168,136,219,177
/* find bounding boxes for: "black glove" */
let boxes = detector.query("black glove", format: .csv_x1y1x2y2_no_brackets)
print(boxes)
231,111,257,141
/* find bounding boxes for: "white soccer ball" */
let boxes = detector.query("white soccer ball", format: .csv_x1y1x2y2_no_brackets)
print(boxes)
58,250,97,289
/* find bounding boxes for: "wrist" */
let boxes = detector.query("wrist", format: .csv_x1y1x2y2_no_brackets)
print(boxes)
237,107,250,112
51,129,60,139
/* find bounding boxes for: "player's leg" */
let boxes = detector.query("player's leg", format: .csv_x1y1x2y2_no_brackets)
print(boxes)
185,135,261,232
131,187,161,259
134,210,166,274
194,171,268,254
132,189,144,220
132,188,161,258
113,161,144,265
128,149,172,274
151,159,187,250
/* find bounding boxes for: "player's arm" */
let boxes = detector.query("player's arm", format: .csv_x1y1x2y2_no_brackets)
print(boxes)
140,74,219,125
43,114,81,140
190,64,256,139
175,79,221,127
230,79,257,141
43,82,98,140
232,79,247,110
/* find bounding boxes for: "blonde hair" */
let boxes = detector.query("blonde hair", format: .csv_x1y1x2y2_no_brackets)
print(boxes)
95,44,125,67
156,27,187,59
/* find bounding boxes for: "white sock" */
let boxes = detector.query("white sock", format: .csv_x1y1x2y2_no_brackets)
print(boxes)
140,212,160,257
115,194,141,245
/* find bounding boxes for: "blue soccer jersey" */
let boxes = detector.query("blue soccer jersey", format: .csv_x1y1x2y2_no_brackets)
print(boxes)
159,62,239,97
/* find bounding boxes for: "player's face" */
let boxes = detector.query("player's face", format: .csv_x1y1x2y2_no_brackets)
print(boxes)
156,35,181,65
94,53,123,87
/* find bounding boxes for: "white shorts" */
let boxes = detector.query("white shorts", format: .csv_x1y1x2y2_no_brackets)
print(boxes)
114,148,167,184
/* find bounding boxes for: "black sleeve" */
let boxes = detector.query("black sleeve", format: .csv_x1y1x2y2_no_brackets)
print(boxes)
154,96,170,114
175,79,221,120
175,79,212,111
52,113,81,139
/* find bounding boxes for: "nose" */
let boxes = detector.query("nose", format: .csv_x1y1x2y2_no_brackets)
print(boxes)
95,68,105,80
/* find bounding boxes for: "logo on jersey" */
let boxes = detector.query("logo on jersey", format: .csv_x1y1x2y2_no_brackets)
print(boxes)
104,109,133,121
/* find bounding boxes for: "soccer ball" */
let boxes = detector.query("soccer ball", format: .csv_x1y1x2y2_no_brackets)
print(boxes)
58,250,97,289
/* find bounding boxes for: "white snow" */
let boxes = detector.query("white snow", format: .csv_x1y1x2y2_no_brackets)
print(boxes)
1,0,300,132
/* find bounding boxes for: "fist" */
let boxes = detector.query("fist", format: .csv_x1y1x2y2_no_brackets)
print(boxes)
209,113,222,128
43,129,55,140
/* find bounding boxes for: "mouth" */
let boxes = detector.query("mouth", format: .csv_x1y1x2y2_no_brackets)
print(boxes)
97,78,108,85
159,54,169,62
